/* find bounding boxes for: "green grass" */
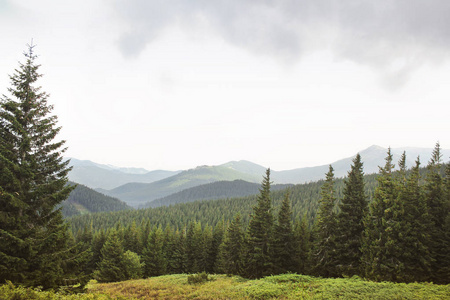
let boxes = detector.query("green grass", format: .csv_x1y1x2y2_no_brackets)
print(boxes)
1,274,449,299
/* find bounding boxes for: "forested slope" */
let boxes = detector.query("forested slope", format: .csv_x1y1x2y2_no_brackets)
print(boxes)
61,182,132,217
68,173,379,232
142,179,293,208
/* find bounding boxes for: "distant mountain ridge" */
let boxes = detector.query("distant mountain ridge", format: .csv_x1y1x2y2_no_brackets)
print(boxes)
67,158,181,190
101,165,263,207
69,145,450,207
142,179,293,208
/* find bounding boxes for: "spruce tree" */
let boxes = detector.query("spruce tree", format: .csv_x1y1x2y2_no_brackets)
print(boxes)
293,217,311,275
94,230,127,282
396,157,432,282
361,148,401,281
245,168,274,278
441,163,450,283
217,214,244,275
425,142,449,283
0,44,79,289
335,154,367,276
312,165,338,277
142,227,167,277
272,191,295,274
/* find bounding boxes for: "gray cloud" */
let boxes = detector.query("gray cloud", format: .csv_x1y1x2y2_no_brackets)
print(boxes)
113,0,450,85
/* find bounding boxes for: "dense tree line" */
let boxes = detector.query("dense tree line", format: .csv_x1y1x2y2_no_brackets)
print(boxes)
69,173,379,234
142,179,292,208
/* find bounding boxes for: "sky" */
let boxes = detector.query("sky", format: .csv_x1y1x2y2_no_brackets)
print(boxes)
1,0,449,171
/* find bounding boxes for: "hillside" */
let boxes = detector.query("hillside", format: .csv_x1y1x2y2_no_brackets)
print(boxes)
142,179,293,208
67,158,180,190
103,165,262,207
271,145,450,183
68,172,381,233
72,145,450,206
61,182,132,217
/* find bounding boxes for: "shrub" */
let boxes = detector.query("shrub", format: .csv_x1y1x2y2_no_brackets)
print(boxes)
187,272,213,284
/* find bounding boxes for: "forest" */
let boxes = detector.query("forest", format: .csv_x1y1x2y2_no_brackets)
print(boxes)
67,149,450,285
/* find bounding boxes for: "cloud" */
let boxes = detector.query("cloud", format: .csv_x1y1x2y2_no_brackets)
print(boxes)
113,0,450,85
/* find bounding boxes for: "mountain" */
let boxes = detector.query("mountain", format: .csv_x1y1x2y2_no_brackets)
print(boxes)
102,165,263,207
73,145,450,206
271,145,450,184
61,182,132,217
67,158,180,190
142,179,293,208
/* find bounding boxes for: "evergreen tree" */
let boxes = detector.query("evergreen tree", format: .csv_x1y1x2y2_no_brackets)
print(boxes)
335,154,367,276
217,214,244,275
245,168,274,278
441,163,450,283
0,44,80,289
312,165,338,277
396,157,432,282
272,191,295,274
94,230,127,282
169,228,187,274
362,148,400,281
293,217,311,275
124,221,142,255
142,227,167,277
208,221,224,273
425,143,449,283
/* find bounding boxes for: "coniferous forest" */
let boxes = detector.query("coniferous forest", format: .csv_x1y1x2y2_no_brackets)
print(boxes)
0,46,449,298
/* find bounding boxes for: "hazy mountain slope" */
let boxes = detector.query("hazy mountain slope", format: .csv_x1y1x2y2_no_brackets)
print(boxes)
143,179,293,208
61,182,132,217
67,158,180,190
103,165,262,207
271,145,450,184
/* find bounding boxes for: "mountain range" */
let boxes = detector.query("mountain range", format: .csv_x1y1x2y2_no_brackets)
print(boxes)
67,145,450,208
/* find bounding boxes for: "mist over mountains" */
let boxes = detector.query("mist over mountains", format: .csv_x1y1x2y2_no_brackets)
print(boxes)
67,145,450,208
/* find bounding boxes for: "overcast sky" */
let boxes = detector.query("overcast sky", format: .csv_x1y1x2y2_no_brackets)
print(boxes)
1,0,449,171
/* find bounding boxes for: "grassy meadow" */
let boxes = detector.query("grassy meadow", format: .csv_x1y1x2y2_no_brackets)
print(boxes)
1,273,449,299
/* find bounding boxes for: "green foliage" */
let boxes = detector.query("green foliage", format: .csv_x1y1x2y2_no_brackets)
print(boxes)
272,191,296,274
187,272,213,284
425,142,450,283
0,44,86,289
335,153,367,276
62,183,131,217
94,230,127,283
122,250,144,280
217,214,245,275
145,179,291,208
142,227,167,277
245,168,274,278
312,165,339,277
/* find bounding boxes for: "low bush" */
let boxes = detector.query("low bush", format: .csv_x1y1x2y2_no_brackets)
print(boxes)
187,272,213,284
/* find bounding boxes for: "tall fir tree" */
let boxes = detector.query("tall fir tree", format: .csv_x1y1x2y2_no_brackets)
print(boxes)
142,227,167,277
424,142,449,283
272,191,295,274
293,217,311,275
335,153,367,276
94,230,127,282
361,148,401,281
395,157,432,282
0,44,81,289
245,168,274,278
217,214,244,275
312,165,338,277
441,162,450,283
